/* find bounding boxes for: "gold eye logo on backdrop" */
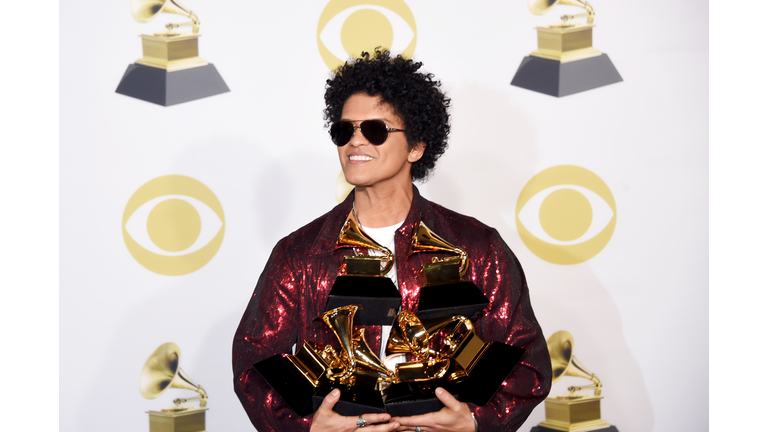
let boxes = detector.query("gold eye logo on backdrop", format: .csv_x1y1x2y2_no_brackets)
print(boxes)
122,175,225,276
317,0,417,71
516,165,616,265
335,171,355,203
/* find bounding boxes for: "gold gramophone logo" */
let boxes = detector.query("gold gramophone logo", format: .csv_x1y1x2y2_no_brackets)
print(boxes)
516,165,616,265
317,0,417,71
123,175,225,275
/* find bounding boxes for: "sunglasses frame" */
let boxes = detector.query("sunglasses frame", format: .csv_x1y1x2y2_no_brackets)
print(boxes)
330,119,406,147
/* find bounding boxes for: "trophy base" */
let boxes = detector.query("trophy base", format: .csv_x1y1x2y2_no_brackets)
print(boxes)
510,54,622,97
147,408,207,432
115,63,229,106
536,395,613,432
531,426,618,432
416,281,489,321
384,381,461,416
254,354,317,417
326,275,401,325
460,341,525,406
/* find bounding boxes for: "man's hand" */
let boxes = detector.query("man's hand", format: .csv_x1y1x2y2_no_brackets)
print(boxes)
390,387,475,432
310,389,401,432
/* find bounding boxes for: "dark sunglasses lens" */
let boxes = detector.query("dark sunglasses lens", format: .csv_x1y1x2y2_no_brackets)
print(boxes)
330,122,354,146
360,120,389,145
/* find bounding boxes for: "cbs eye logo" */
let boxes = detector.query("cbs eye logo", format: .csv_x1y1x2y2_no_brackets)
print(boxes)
317,0,417,70
122,175,225,276
516,165,616,265
335,170,355,203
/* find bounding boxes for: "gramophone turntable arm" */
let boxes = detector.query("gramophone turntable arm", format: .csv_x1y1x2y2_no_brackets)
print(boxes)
173,385,208,408
164,12,200,33
559,1,595,25
567,380,602,397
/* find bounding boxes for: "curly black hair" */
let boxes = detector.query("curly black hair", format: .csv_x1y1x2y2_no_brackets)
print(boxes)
324,49,451,182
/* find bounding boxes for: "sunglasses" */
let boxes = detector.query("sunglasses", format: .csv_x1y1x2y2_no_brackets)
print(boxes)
329,120,406,146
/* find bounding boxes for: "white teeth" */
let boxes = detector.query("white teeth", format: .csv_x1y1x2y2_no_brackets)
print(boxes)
349,155,373,161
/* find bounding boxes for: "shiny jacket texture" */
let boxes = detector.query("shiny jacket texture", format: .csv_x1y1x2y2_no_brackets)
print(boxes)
233,186,552,431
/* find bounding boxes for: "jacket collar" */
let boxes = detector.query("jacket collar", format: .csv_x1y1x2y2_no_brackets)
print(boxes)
308,184,432,257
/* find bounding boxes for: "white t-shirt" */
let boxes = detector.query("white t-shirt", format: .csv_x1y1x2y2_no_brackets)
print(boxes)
361,222,407,371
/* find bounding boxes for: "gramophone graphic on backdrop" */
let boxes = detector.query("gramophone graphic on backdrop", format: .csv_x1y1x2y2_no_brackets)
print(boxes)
140,342,210,432
531,331,619,432
511,0,622,97
116,0,229,106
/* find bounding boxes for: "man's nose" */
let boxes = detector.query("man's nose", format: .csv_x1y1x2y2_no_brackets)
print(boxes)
348,125,368,147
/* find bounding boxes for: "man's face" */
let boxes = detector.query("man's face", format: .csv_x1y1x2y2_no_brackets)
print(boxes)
337,93,424,189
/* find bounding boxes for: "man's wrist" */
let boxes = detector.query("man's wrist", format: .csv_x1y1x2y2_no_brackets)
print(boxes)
470,412,479,432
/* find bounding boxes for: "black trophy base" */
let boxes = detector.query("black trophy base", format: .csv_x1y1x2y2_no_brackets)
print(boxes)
254,355,385,417
254,354,317,417
511,54,622,97
416,281,489,322
532,426,619,432
384,381,461,417
115,63,229,106
326,275,402,325
462,342,525,406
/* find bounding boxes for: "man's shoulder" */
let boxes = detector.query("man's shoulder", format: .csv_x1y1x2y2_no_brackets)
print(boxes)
273,202,344,252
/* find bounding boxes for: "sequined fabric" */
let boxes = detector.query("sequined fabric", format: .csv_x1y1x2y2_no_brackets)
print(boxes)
232,186,552,431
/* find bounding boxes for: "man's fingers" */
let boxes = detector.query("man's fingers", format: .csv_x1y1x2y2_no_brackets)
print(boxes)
359,412,393,426
367,420,400,431
317,388,340,412
390,413,431,427
434,387,462,411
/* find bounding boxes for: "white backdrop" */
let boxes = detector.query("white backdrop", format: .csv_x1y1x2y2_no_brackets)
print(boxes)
59,1,708,431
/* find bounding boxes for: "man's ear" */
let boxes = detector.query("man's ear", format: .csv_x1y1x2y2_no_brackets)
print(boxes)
408,142,426,163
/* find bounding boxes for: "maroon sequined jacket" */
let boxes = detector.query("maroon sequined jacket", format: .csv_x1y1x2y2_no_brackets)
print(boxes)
233,186,552,431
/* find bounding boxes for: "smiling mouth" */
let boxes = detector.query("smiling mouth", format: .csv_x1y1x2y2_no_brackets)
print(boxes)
349,155,373,161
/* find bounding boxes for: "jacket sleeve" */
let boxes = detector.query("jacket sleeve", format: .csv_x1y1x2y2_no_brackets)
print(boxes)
470,230,552,431
232,240,312,432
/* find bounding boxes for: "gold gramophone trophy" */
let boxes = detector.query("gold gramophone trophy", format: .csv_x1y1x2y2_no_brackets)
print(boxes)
324,210,402,325
254,305,394,416
511,0,622,97
534,331,617,432
409,222,488,321
140,342,209,432
116,0,229,106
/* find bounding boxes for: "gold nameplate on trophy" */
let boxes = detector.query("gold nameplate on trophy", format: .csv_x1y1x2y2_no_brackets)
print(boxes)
530,24,602,63
537,331,613,432
136,33,208,71
140,343,209,432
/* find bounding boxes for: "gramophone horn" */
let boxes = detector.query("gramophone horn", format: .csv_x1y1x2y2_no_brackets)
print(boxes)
528,0,595,24
139,342,208,408
130,0,200,32
547,331,602,396
410,221,469,277
336,210,394,275
385,310,431,361
352,328,395,379
317,305,359,381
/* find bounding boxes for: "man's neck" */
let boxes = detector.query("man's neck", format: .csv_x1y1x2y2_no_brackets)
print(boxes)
353,183,413,228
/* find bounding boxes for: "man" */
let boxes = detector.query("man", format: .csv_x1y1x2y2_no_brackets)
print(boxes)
233,50,551,432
